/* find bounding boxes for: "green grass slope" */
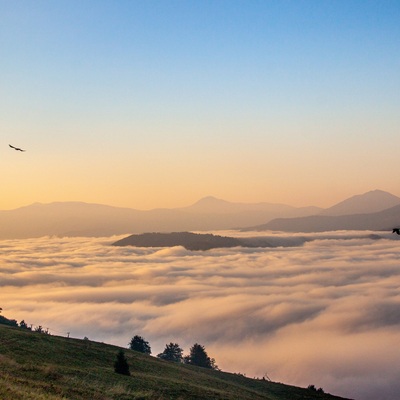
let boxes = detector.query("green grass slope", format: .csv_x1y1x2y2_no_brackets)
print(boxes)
0,325,351,400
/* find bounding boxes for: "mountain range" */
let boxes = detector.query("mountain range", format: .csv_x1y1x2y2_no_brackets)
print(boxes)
0,196,319,239
0,190,399,239
247,190,400,232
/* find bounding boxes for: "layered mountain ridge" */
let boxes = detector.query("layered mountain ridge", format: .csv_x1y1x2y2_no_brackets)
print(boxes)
248,190,400,232
0,189,399,239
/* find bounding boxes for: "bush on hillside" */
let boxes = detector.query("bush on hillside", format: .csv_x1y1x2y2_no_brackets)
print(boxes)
19,320,31,330
34,325,50,334
0,315,18,327
308,384,324,393
0,308,18,327
114,350,130,376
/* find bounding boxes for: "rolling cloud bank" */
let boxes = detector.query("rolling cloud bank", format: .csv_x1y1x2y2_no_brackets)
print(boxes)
1,231,400,400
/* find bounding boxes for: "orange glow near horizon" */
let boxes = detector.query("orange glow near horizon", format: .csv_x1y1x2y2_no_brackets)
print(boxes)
2,139,400,211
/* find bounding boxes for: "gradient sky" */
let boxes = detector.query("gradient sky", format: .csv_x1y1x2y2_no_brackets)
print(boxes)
1,0,399,210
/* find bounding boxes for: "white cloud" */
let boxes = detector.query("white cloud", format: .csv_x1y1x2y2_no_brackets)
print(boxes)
1,231,400,399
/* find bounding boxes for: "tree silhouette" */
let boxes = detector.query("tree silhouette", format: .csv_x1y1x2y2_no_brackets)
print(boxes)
157,343,183,363
19,320,31,330
128,335,151,354
34,325,50,334
0,310,18,327
308,385,324,393
184,343,218,369
114,350,130,376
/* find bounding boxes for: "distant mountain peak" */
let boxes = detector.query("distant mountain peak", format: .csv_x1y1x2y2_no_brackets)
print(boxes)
185,196,238,213
321,189,400,216
193,196,229,204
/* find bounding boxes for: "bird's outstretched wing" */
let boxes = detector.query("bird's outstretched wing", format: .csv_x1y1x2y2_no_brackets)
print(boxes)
9,144,26,152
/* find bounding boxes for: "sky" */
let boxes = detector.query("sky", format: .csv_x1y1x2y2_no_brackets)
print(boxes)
1,0,400,210
2,230,400,400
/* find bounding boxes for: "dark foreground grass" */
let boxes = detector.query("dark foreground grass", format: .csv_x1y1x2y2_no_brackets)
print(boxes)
0,325,351,400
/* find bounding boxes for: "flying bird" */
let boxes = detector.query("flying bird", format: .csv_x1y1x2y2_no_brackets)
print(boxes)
9,144,26,152
392,228,400,235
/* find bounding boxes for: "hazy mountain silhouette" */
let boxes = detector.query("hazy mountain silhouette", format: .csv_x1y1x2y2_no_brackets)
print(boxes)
319,190,400,216
183,196,320,215
0,190,399,238
113,232,245,251
0,198,321,239
249,191,400,232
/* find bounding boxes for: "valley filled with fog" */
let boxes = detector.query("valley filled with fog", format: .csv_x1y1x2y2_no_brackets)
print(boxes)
1,230,400,400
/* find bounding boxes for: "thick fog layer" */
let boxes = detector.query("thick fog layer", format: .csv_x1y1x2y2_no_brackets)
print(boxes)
1,231,400,400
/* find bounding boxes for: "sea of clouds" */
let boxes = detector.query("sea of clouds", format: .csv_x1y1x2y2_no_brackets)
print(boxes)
1,230,400,400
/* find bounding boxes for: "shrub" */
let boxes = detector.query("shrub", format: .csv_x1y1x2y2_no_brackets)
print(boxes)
114,350,130,376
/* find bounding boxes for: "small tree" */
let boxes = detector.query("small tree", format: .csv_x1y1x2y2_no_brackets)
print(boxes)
114,350,130,376
184,343,217,369
128,335,151,354
34,325,50,334
157,343,183,363
308,384,324,393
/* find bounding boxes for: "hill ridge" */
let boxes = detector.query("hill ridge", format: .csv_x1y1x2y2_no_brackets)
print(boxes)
0,324,351,400
250,203,400,232
320,189,400,216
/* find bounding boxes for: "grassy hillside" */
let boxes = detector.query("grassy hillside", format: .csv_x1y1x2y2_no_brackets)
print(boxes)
0,324,350,400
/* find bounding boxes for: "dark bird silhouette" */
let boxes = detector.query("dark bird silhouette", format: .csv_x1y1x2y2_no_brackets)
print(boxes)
9,144,26,152
392,228,400,235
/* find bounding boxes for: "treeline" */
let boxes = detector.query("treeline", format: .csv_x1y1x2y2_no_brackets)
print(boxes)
2,308,326,392
0,308,50,334
0,309,218,370
128,335,218,370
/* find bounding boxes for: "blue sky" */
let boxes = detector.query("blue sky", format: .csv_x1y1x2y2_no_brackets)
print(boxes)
1,1,399,209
